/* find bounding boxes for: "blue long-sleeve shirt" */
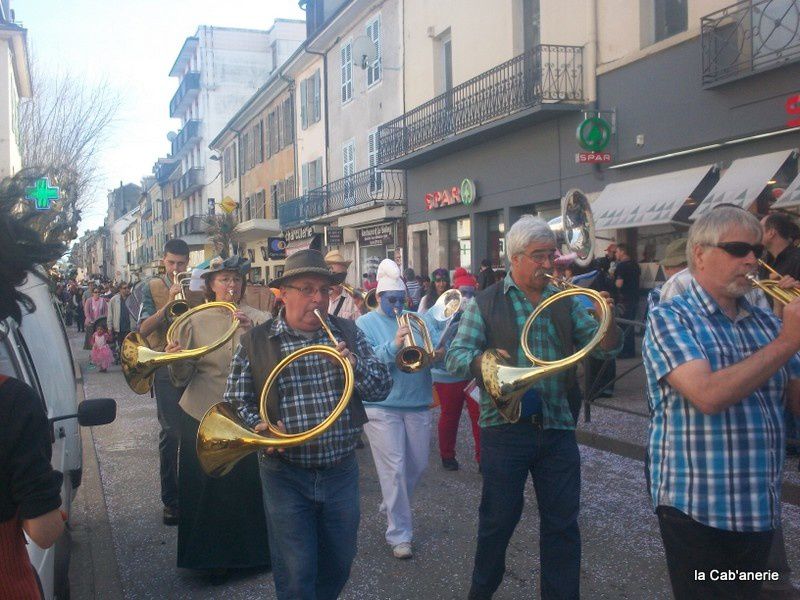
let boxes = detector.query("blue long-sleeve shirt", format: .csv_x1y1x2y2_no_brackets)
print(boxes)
356,309,434,410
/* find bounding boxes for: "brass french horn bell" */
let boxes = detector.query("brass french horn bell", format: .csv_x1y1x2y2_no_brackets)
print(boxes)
481,188,613,422
121,300,240,394
196,309,354,478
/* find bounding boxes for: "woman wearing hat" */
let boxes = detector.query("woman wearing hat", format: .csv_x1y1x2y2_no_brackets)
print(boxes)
165,255,271,583
325,250,361,320
356,259,438,559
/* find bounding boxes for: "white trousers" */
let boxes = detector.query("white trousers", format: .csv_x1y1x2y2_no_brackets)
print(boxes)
363,406,432,546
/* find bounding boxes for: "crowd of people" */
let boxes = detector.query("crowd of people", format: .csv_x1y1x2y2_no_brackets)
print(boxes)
8,186,800,599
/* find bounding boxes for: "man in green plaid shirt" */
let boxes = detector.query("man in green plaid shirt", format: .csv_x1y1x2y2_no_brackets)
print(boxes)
447,215,621,599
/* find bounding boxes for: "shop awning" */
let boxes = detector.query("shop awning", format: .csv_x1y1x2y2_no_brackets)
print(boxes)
769,171,800,209
592,165,718,230
690,149,798,219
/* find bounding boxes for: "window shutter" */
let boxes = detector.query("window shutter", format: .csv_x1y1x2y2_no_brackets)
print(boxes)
302,163,309,194
313,70,321,123
283,98,293,144
300,78,308,129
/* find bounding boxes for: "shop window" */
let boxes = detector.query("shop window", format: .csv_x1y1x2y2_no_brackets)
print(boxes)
447,217,471,270
487,212,506,269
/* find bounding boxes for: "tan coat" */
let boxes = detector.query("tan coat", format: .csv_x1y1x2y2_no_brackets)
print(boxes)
168,303,270,421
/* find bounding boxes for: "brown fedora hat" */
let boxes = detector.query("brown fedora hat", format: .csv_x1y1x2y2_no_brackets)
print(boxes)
268,249,346,288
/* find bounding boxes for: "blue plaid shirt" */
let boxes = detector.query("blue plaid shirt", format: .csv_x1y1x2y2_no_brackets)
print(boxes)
223,314,391,468
644,279,800,531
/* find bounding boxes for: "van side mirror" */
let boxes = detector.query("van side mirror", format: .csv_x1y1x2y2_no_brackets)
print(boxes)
77,398,117,426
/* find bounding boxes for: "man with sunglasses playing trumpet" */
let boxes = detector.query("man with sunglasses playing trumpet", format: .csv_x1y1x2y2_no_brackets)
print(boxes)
643,206,800,600
223,249,391,600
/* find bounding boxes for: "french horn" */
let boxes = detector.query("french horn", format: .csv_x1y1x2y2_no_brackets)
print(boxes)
121,299,240,394
481,188,613,422
196,309,354,477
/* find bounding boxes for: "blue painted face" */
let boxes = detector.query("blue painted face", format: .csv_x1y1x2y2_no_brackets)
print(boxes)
380,291,406,315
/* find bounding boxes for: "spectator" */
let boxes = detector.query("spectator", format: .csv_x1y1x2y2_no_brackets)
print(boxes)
761,212,800,280
614,243,641,359
404,267,422,310
476,259,497,291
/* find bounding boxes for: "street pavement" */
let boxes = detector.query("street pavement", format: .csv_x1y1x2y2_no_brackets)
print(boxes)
66,328,800,599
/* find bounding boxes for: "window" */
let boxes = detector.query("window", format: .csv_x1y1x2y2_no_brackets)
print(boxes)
240,133,250,173
285,174,295,200
368,129,383,192
340,41,353,104
270,183,279,218
268,110,279,156
655,0,687,43
255,190,266,219
302,157,324,193
366,15,381,87
343,140,355,203
300,70,321,130
277,106,284,150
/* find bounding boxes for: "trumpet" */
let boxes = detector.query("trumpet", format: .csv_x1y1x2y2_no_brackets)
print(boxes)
196,309,354,477
394,307,435,372
747,260,800,305
163,270,193,323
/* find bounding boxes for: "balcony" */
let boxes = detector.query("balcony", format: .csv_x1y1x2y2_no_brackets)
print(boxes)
235,194,281,242
701,0,800,87
173,214,206,238
169,71,201,118
171,120,201,158
377,44,583,167
172,167,204,198
153,159,179,185
278,167,404,229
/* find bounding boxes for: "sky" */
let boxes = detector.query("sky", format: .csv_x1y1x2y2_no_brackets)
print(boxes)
18,0,306,237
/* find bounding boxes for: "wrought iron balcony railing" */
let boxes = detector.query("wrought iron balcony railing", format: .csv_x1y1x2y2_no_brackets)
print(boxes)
278,167,404,229
172,167,204,198
169,71,201,118
701,0,800,87
377,44,583,164
173,214,206,238
171,120,201,157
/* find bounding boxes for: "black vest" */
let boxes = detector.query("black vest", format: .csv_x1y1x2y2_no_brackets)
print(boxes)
239,315,368,427
473,280,583,423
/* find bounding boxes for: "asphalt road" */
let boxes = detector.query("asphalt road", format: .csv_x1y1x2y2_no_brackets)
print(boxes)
65,329,800,599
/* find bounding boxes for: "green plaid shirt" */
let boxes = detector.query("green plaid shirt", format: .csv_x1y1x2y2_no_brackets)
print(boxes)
446,272,621,429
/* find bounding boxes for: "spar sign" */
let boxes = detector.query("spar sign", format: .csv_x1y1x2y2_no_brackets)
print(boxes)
424,178,477,210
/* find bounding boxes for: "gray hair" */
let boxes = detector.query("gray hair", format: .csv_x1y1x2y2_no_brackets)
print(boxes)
687,206,762,271
506,214,555,259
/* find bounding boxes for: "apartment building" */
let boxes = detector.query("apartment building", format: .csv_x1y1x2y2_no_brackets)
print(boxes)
168,22,304,257
0,1,29,178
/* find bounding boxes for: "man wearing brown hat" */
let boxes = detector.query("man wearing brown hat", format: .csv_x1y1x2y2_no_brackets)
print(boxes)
648,238,688,310
325,249,361,320
223,249,391,599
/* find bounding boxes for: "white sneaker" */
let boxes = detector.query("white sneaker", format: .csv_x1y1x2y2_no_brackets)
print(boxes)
392,542,413,559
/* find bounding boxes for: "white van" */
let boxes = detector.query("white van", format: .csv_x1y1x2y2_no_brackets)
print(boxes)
0,269,115,599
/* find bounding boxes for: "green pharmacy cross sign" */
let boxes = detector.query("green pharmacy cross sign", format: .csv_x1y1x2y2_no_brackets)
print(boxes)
26,177,60,210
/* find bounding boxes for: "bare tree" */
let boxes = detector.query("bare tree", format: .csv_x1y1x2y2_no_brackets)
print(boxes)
17,64,120,244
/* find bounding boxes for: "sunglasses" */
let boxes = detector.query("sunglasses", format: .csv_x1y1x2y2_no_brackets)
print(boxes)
713,242,764,259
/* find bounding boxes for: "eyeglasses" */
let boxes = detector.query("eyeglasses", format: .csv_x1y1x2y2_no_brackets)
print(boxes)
284,284,332,297
712,242,764,259
522,250,557,263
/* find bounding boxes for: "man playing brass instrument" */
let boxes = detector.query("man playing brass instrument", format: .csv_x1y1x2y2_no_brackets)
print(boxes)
643,206,800,599
447,215,621,599
137,238,190,526
223,249,391,600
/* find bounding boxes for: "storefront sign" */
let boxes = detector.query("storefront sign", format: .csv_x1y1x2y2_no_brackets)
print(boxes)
787,94,800,127
283,225,316,242
325,226,344,246
358,223,394,247
576,117,611,152
575,152,612,164
425,178,478,210
267,237,287,259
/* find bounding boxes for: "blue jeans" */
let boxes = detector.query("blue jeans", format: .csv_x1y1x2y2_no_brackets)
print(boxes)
470,424,581,600
259,452,360,600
